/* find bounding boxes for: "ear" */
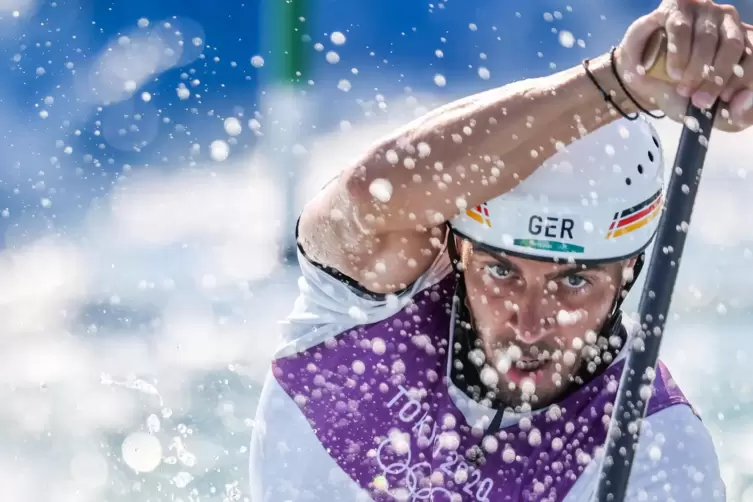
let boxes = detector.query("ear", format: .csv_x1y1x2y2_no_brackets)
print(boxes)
621,256,639,286
455,236,470,270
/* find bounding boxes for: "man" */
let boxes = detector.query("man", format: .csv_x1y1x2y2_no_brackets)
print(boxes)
251,0,753,500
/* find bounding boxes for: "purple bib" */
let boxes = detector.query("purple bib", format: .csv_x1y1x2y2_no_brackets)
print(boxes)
272,276,690,501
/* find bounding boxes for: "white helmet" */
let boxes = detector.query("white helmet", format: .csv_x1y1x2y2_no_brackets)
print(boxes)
449,118,664,263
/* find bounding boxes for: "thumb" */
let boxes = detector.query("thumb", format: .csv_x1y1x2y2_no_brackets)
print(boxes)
621,10,667,69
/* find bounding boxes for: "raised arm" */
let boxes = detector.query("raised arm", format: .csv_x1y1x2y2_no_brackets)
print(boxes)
299,0,753,295
298,53,631,294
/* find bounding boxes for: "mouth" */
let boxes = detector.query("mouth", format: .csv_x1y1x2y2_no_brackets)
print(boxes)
495,345,553,369
514,356,551,372
515,359,545,372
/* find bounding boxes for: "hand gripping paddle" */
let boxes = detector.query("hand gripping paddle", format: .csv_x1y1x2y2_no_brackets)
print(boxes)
591,31,719,502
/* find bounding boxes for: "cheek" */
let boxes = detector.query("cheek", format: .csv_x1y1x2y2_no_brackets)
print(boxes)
465,290,515,332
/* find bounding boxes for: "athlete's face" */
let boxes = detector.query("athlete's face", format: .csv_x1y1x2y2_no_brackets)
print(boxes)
459,239,635,410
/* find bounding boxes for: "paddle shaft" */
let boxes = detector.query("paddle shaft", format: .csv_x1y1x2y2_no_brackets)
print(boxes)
591,32,718,502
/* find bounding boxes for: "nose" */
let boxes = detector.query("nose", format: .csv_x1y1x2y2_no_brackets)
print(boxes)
508,286,556,344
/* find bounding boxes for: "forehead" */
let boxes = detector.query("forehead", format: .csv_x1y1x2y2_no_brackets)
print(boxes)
464,241,619,274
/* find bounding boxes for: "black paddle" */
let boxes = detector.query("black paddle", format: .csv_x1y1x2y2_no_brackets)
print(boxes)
592,31,719,502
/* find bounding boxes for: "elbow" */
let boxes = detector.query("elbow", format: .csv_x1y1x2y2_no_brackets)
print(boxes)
341,164,375,215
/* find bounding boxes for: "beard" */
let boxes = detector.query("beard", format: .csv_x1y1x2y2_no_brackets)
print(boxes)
471,333,613,411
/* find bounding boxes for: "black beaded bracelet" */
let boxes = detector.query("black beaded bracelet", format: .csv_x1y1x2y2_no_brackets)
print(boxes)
582,56,639,121
609,46,666,119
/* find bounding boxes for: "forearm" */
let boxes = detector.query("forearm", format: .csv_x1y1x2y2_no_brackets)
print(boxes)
345,51,640,234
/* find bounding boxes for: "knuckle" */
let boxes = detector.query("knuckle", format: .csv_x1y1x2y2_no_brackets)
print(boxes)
686,63,709,82
720,4,740,19
668,10,693,31
699,19,719,37
723,35,745,53
670,16,692,32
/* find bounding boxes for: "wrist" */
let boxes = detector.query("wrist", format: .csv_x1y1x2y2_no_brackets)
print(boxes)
583,51,644,117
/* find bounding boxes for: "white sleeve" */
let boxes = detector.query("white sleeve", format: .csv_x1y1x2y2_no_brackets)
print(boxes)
273,226,453,358
566,405,726,501
623,404,726,501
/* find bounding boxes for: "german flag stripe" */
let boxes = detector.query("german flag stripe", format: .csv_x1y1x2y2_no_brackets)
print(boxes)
467,209,484,224
617,189,662,219
608,205,661,239
609,193,663,231
466,204,491,227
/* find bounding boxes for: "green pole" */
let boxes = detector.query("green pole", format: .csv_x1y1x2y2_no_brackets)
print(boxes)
276,0,308,86
262,0,310,260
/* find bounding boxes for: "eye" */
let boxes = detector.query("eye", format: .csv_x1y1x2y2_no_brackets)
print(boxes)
561,274,588,289
484,263,512,279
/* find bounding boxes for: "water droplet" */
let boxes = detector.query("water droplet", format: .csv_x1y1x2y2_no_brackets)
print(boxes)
210,140,230,162
224,117,242,136
482,436,499,453
480,366,498,387
122,432,162,473
385,150,399,164
520,378,536,396
433,74,447,87
528,428,542,447
147,414,161,433
502,447,516,463
369,178,393,202
330,31,346,45
348,305,368,322
683,116,700,132
173,471,194,488
325,51,340,64
372,338,386,355
352,360,366,375
337,79,351,92
559,30,575,48
250,55,265,68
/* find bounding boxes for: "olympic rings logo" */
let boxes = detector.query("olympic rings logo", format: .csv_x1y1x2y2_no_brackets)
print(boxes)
375,436,455,501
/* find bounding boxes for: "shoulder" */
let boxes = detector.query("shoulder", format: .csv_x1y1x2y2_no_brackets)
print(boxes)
627,404,726,500
275,228,454,357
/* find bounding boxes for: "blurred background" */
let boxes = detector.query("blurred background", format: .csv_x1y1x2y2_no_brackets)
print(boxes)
1,0,753,500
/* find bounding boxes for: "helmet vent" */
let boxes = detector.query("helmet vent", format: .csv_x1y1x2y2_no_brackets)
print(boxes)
625,177,632,186
637,164,644,174
647,150,655,162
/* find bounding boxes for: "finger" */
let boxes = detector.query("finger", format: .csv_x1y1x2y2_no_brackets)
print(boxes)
721,31,753,102
682,6,723,97
622,10,666,69
729,87,753,124
692,13,746,109
665,7,694,81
